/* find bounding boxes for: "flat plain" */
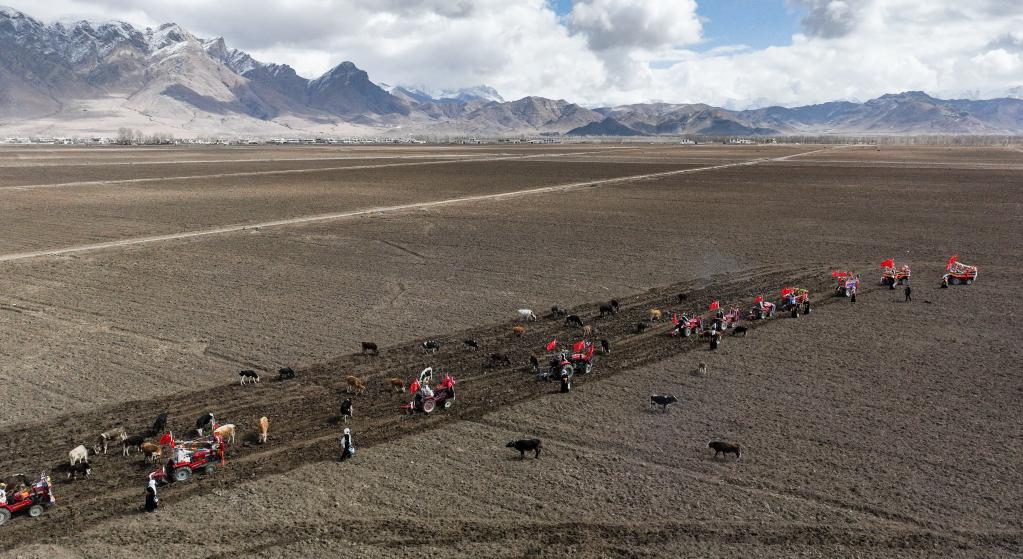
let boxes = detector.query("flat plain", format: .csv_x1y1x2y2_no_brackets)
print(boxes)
0,143,1019,557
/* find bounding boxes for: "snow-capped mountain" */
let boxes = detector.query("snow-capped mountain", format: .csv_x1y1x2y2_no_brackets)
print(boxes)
3,6,1023,137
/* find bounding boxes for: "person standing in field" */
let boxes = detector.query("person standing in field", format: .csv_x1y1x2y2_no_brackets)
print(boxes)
904,284,912,302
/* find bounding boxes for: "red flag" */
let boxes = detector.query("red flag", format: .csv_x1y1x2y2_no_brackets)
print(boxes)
781,287,794,296
671,313,679,325
881,258,894,268
572,340,585,353
709,300,720,311
947,255,957,270
159,432,175,448
755,295,763,304
545,339,557,351
409,379,420,394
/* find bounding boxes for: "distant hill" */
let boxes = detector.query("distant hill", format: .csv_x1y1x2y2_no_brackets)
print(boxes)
3,6,1023,137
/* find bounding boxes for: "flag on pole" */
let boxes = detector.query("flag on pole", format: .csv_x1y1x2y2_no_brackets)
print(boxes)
709,300,720,311
572,340,585,353
881,258,894,268
545,339,557,351
947,255,957,270
755,295,764,304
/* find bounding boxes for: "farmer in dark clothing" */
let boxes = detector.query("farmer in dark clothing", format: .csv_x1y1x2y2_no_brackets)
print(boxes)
850,290,857,303
163,458,174,484
144,477,159,513
904,284,912,302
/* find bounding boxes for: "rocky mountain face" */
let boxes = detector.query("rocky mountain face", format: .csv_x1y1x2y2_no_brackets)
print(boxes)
3,6,1023,137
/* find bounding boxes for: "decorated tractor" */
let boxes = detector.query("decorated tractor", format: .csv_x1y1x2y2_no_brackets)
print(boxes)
832,270,860,297
943,255,978,286
402,368,457,414
779,287,809,310
747,296,776,320
880,259,911,288
713,306,743,330
148,437,224,483
538,340,595,393
670,313,704,337
0,477,54,526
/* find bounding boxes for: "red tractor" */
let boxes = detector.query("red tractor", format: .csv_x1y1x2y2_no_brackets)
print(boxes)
0,479,54,526
670,313,703,337
403,370,457,414
148,439,224,483
780,287,812,315
943,255,978,285
747,296,776,320
537,341,595,393
714,307,742,330
880,259,911,288
832,270,860,297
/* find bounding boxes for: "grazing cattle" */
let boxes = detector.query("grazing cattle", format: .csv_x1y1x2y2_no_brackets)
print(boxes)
140,442,162,463
122,435,146,457
550,306,568,318
697,362,707,375
529,354,540,373
649,309,663,321
565,315,584,328
66,460,92,480
677,293,688,302
599,303,617,317
731,326,749,337
339,399,353,422
422,340,441,353
650,394,679,412
599,339,610,355
258,416,269,444
69,445,89,466
388,377,406,393
463,339,479,351
506,439,542,460
635,322,648,333
487,353,513,367
195,413,215,437
151,412,168,436
513,325,526,336
517,309,537,322
582,325,593,338
360,342,379,356
708,441,741,460
345,375,366,395
213,424,236,444
239,370,261,385
95,427,127,454
277,367,296,380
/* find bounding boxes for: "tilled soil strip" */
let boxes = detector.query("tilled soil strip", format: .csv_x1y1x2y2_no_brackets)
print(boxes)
2,265,1012,551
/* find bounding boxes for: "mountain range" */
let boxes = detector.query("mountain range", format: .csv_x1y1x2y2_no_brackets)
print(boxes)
3,6,1023,138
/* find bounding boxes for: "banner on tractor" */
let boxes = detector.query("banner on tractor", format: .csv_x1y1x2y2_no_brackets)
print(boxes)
545,339,557,351
947,255,958,270
881,258,894,268
781,287,794,296
709,300,720,311
671,313,679,325
755,295,764,304
159,432,175,448
572,340,586,353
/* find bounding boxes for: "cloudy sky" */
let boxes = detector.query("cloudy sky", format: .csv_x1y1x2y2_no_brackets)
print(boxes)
5,0,1023,108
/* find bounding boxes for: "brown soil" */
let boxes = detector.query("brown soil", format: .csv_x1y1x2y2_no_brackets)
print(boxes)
0,144,1019,557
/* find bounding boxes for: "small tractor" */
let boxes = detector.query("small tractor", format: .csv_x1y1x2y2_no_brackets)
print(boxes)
943,255,977,285
832,270,860,297
880,259,911,288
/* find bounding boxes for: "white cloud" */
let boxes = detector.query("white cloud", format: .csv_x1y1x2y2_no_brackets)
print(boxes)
3,0,1023,108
